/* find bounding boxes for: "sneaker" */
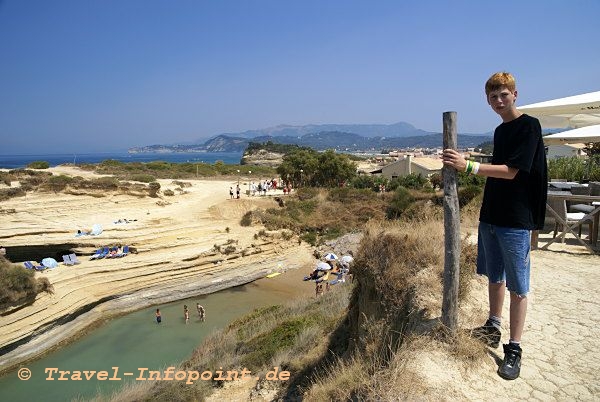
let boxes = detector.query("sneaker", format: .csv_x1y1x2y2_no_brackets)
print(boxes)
498,343,522,380
471,319,501,348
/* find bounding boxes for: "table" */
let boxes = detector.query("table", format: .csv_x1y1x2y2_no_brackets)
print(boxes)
536,191,600,253
548,182,585,191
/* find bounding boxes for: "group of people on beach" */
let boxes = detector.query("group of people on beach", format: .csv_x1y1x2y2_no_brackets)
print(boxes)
304,252,353,297
249,179,278,196
228,178,294,199
155,303,205,324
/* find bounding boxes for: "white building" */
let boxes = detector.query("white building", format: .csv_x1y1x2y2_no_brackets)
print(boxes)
546,143,587,159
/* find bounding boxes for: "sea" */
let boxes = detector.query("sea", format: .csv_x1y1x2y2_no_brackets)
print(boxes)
0,151,244,169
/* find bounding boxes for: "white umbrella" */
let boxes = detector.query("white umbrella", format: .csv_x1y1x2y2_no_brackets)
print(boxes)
316,261,331,271
543,125,600,145
41,257,58,269
323,252,338,261
90,223,103,236
518,91,600,129
340,255,354,264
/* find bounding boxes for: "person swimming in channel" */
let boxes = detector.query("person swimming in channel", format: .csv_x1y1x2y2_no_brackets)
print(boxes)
196,303,206,322
155,308,162,324
184,305,189,324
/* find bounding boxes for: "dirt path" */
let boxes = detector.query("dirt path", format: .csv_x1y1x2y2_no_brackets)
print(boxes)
414,238,600,400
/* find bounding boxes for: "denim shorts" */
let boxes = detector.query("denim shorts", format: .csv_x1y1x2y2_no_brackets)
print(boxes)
477,222,531,296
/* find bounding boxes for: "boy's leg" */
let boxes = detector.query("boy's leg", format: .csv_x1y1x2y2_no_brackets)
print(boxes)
496,227,530,380
472,223,505,348
509,292,528,343
489,282,505,319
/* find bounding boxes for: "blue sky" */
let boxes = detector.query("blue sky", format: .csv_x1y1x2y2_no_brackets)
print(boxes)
1,0,599,154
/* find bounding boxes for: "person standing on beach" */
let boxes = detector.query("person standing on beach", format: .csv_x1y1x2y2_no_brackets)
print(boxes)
229,187,234,199
236,184,240,199
155,308,162,324
442,72,547,380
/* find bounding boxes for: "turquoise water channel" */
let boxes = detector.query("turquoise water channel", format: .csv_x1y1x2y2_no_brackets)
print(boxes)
0,273,310,401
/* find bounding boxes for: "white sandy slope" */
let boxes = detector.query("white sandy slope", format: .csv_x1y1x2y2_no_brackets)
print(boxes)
0,167,315,373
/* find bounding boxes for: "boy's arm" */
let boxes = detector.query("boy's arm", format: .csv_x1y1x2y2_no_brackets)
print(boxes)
474,162,518,180
442,149,518,180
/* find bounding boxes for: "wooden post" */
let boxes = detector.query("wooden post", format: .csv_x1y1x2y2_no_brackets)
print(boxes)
441,111,461,333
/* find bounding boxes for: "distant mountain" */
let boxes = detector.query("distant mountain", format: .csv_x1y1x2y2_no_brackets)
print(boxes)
129,122,493,154
197,122,429,142
160,132,489,153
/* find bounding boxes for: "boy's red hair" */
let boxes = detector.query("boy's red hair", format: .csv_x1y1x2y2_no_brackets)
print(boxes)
485,72,516,95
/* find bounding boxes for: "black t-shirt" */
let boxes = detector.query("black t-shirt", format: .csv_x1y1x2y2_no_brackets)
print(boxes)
479,114,548,230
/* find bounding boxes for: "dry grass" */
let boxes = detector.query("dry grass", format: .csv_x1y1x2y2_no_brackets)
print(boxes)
249,187,388,245
0,256,54,312
303,354,371,401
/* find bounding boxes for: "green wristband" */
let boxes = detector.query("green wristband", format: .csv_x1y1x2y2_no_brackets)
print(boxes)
466,160,473,174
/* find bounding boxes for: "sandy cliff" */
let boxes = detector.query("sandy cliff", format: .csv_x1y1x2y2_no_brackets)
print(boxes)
0,167,314,372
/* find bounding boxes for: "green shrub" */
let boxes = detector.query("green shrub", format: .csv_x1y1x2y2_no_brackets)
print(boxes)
223,245,237,254
148,181,161,197
327,187,378,203
349,175,377,190
0,187,26,201
0,172,15,186
548,156,600,182
429,173,442,190
296,200,317,214
46,175,74,192
321,227,342,241
300,230,318,246
0,257,54,310
163,189,175,196
240,211,253,226
457,171,487,188
458,185,483,207
389,174,431,191
386,186,414,219
99,159,124,167
26,161,50,169
89,177,120,190
146,161,171,171
239,317,313,370
130,174,156,183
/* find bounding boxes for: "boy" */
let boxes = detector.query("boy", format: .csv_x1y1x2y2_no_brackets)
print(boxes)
442,72,547,380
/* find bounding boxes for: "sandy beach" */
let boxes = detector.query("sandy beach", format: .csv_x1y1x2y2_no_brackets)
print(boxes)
0,166,316,372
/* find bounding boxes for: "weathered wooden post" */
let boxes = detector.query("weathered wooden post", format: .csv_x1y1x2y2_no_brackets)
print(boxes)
441,111,461,333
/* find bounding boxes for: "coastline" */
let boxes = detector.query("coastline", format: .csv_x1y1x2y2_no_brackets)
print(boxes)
0,151,243,170
0,167,315,373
